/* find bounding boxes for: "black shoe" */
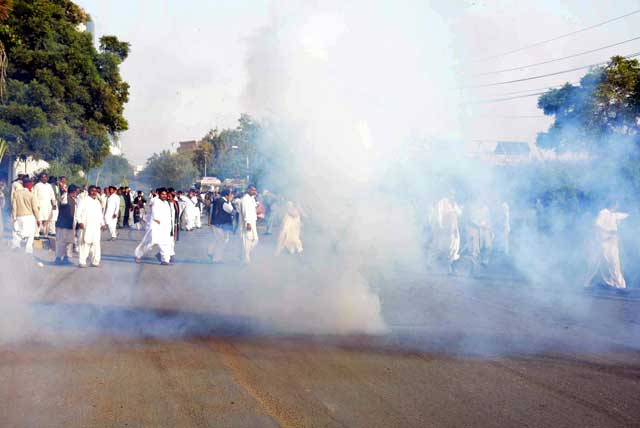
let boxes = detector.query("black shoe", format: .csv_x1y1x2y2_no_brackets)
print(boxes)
54,258,64,266
155,252,162,263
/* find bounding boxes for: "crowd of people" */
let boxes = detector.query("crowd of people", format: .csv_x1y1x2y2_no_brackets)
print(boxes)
426,191,632,293
0,172,634,292
0,173,305,268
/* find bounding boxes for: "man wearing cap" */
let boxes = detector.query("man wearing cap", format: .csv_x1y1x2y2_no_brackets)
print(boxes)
11,177,40,254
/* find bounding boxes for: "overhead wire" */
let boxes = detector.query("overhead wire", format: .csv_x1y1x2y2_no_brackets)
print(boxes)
472,36,640,76
461,51,640,89
470,8,640,63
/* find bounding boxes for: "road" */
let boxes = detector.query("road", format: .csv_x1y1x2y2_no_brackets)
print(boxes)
0,227,639,427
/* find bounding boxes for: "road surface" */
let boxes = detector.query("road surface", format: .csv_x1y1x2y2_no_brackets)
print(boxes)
0,228,639,427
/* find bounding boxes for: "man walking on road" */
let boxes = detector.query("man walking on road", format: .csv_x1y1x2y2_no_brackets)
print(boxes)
240,185,259,263
104,186,120,241
54,184,79,265
11,177,40,254
208,189,234,263
34,173,56,237
134,188,173,265
75,185,106,268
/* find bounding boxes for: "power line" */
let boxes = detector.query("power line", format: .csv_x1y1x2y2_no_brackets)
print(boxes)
473,36,640,76
472,81,578,97
470,9,640,63
469,91,547,104
462,51,640,89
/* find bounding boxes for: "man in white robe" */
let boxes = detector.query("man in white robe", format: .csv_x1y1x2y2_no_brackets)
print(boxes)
134,188,173,265
33,173,56,236
465,201,493,272
240,185,259,263
585,202,629,290
190,190,202,229
275,201,304,256
75,186,106,267
104,186,120,240
499,201,511,255
434,193,462,273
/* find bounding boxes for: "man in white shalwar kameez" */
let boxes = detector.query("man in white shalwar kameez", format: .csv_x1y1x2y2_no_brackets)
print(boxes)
276,201,304,256
465,201,493,272
134,188,173,265
190,190,202,229
104,186,120,240
434,193,462,273
585,202,629,290
34,173,56,236
240,185,259,263
75,186,106,267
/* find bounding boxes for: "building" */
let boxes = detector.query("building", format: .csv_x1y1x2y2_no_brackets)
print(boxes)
469,140,539,165
177,140,198,154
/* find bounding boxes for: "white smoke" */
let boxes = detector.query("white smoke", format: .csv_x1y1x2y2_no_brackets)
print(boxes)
237,1,465,334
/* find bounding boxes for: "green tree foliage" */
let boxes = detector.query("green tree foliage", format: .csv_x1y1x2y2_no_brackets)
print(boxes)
86,154,133,187
198,114,263,181
139,150,197,190
0,0,129,170
537,56,640,200
537,56,640,153
192,137,212,177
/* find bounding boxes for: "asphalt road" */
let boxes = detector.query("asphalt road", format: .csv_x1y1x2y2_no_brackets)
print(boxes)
0,227,639,427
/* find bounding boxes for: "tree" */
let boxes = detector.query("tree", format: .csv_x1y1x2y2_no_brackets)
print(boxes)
139,150,197,190
86,154,133,187
537,56,640,153
192,138,212,177
0,0,129,170
198,114,264,181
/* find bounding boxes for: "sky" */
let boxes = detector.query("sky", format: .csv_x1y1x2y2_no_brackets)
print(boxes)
76,0,640,164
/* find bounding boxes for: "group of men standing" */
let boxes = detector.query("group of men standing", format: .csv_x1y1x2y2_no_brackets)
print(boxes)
428,192,510,276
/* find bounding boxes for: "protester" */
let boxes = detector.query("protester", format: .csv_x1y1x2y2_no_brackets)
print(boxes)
75,185,106,268
54,184,79,265
123,187,133,228
117,187,126,228
133,191,146,230
134,188,173,265
240,184,259,263
48,176,59,236
275,200,304,256
11,177,39,254
432,192,462,274
104,186,120,240
34,172,56,236
585,200,629,292
208,189,234,263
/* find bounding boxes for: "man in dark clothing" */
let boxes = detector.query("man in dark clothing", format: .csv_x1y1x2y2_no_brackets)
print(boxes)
54,184,80,265
208,189,235,263
123,187,133,228
133,191,146,229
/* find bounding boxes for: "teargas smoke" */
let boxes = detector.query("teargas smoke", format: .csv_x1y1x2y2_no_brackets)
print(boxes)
239,1,464,334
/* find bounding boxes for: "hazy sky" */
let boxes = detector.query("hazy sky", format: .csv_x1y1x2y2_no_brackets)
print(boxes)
76,0,640,164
